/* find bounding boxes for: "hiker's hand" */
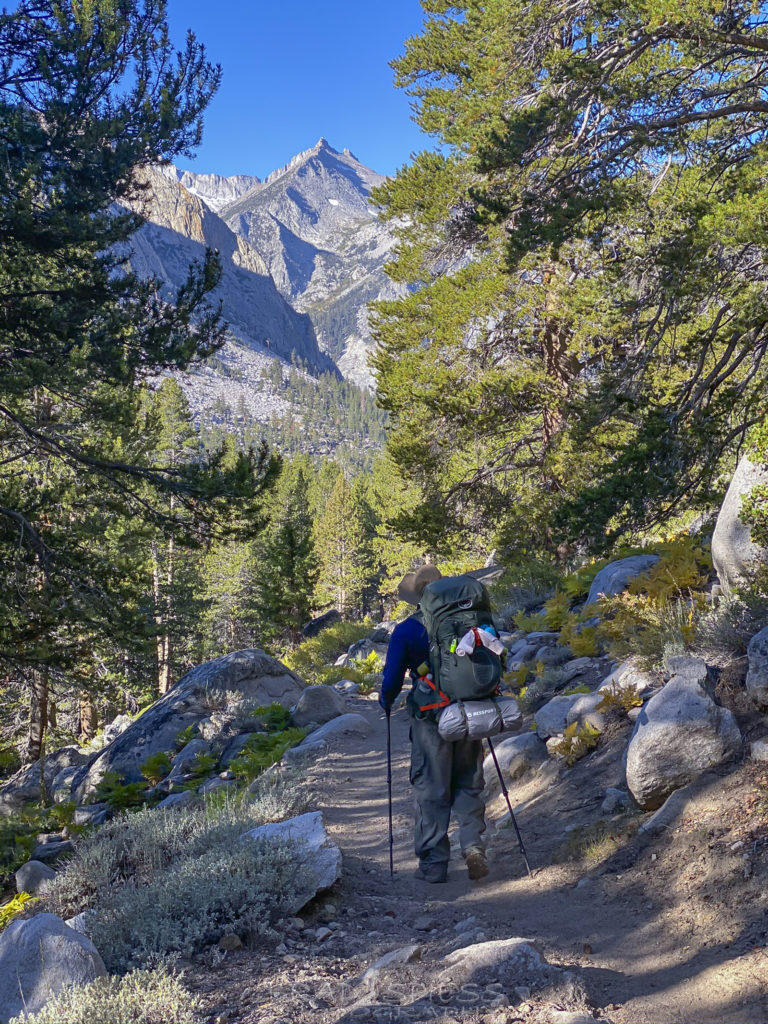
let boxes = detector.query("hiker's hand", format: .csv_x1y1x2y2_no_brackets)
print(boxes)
379,692,393,714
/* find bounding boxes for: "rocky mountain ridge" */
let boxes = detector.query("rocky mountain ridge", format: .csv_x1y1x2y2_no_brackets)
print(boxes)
130,165,335,378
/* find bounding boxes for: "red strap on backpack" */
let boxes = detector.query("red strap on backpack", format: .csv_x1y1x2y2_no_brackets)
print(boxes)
418,675,451,712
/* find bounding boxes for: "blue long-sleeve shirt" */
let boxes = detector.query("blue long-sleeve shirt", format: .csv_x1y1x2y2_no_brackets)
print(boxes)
380,614,430,707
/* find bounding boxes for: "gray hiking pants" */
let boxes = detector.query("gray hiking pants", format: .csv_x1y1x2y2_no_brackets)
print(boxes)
409,713,486,868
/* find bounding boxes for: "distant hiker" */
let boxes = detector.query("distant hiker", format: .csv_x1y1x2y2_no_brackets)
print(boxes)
379,565,489,884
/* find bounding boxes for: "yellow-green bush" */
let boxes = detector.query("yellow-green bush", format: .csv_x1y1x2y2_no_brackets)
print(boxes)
551,721,601,765
561,559,610,600
596,593,704,666
9,967,203,1024
542,591,571,630
627,537,711,601
0,891,36,932
597,683,643,714
503,663,530,690
559,613,600,657
282,621,374,684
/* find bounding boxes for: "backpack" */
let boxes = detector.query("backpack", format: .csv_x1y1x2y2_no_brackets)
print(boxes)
420,575,503,703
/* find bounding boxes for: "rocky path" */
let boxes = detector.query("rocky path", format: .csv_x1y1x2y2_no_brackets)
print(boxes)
187,696,768,1024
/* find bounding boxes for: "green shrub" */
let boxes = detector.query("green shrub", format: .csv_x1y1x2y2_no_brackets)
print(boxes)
550,721,601,765
695,583,768,666
229,729,306,782
9,966,202,1023
559,613,600,657
0,891,37,932
0,744,21,779
251,703,291,732
561,684,592,696
140,752,172,786
318,650,383,694
514,608,547,632
94,771,146,812
282,621,374,684
0,803,78,888
174,725,198,751
180,752,218,790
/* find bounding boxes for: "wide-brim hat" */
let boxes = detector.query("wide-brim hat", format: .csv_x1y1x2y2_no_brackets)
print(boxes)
397,564,442,605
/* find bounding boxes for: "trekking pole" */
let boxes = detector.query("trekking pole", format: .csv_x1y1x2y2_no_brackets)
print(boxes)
486,736,533,877
386,709,394,878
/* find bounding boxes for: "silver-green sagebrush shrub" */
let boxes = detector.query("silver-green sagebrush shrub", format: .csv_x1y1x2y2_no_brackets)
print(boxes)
41,784,311,971
9,966,202,1024
89,838,307,973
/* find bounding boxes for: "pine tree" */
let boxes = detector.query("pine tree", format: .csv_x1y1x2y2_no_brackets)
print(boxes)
374,0,768,557
253,464,318,645
0,1,279,757
314,470,380,619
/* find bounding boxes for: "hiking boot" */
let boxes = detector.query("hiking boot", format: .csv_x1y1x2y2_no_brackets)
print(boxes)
465,846,489,881
413,863,448,884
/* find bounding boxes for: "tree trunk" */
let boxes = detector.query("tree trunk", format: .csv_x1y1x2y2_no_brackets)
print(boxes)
78,693,97,744
152,541,173,696
159,528,175,695
26,666,48,763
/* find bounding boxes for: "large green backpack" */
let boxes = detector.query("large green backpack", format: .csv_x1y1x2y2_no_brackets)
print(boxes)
420,575,502,701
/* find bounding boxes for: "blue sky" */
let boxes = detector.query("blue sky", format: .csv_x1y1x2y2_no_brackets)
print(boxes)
167,0,429,179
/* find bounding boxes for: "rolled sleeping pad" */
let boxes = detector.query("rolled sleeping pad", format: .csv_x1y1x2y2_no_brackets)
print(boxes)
437,697,522,741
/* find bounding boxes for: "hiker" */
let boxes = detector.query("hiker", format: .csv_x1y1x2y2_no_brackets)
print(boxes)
379,565,488,884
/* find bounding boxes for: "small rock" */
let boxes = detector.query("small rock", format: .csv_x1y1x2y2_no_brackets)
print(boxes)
454,916,477,934
586,555,660,604
15,859,55,894
73,803,108,827
157,790,196,810
536,694,583,739
414,914,439,931
299,713,371,745
626,671,741,809
198,777,233,795
315,927,333,942
275,942,288,955
0,913,107,1020
282,740,327,765
290,685,347,729
731,840,745,852
548,1013,596,1024
361,943,423,984
240,811,341,915
31,839,73,863
64,910,94,936
601,787,632,815
218,933,242,951
750,738,768,761
334,680,361,696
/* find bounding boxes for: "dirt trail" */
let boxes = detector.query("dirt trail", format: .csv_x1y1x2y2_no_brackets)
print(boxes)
188,696,768,1024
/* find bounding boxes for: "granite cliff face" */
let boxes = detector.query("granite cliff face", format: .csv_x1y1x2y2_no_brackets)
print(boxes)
128,166,336,377
219,139,405,385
